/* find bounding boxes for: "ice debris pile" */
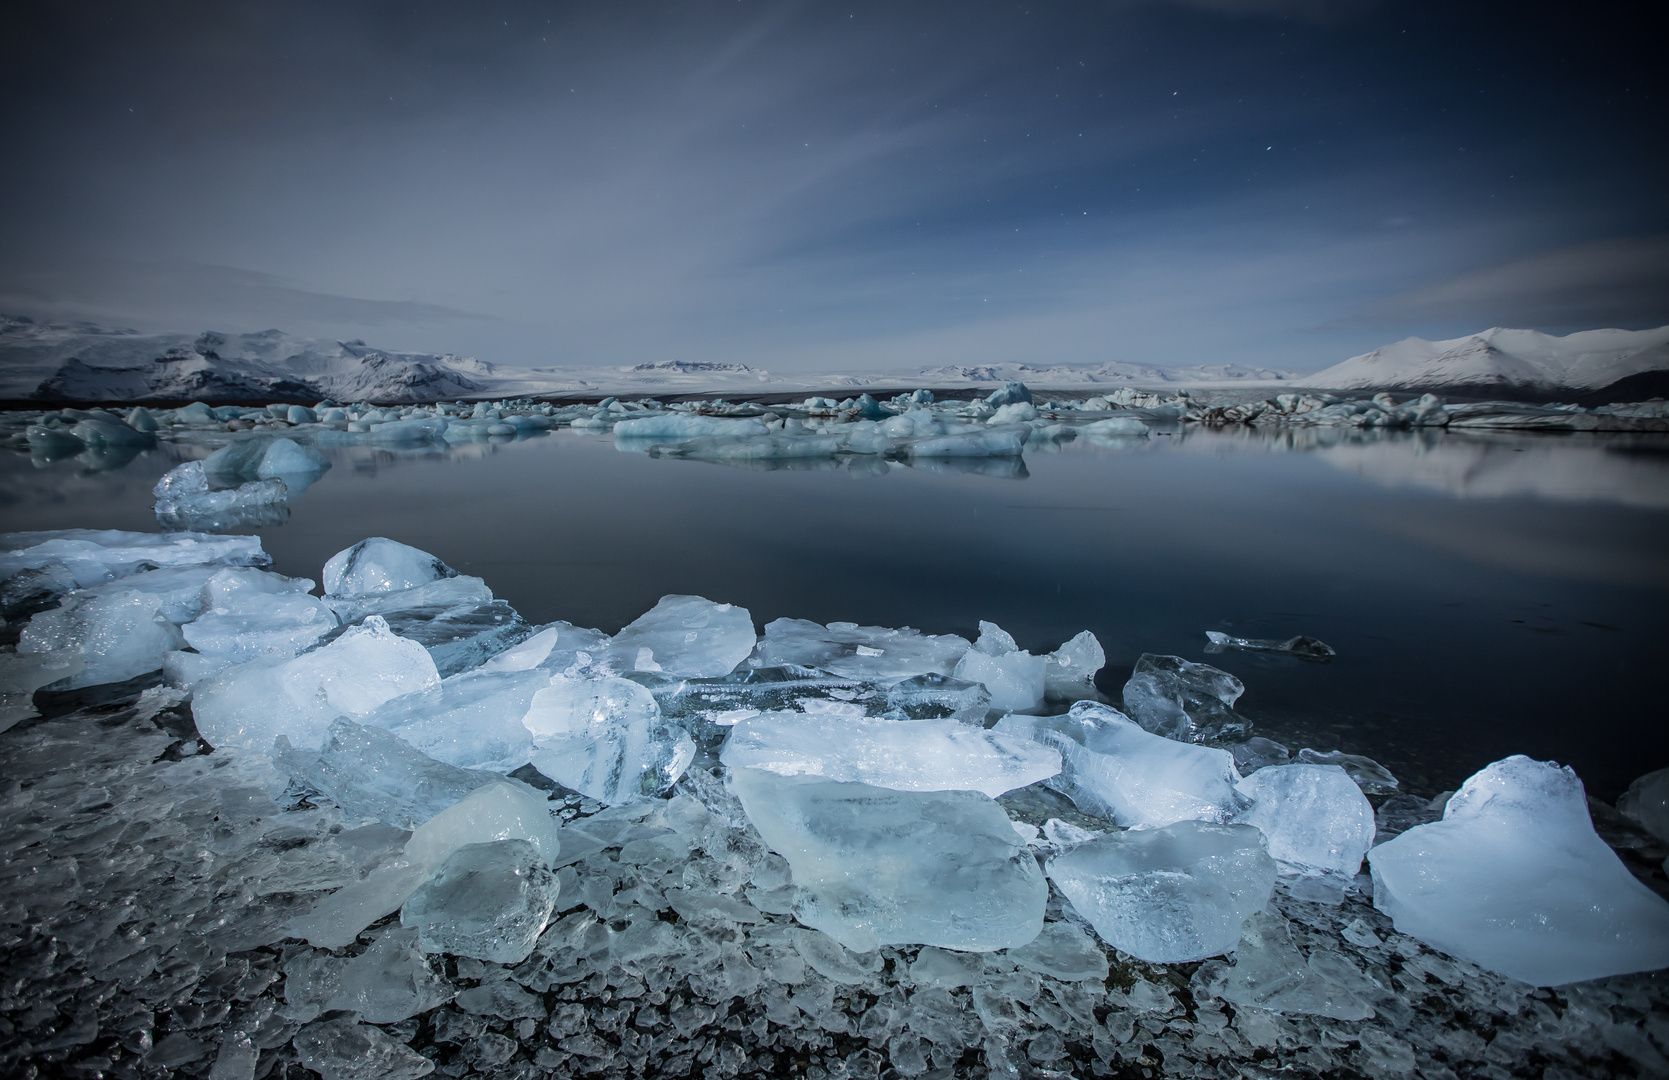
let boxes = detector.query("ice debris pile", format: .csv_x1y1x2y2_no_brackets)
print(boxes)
4,527,1669,1080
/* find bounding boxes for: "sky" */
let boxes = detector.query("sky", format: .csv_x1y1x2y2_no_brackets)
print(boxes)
1,0,1664,374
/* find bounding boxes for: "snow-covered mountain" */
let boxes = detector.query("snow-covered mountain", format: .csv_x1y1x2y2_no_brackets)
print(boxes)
0,316,1300,403
1297,326,1669,393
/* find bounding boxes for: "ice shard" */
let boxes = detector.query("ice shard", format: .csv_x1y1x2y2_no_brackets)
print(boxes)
756,618,970,683
523,674,695,803
1120,653,1247,742
605,594,756,678
952,621,1046,713
1233,764,1375,878
401,839,559,963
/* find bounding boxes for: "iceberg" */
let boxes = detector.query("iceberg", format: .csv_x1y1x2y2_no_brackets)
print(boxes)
1367,755,1669,986
719,708,1061,797
605,594,755,677
729,767,1047,953
996,702,1243,829
756,618,969,683
192,615,440,751
152,461,289,530
1121,653,1247,742
614,414,769,438
401,839,559,964
952,621,1046,713
323,537,460,599
523,674,695,803
202,436,329,485
1047,822,1277,964
1233,764,1375,878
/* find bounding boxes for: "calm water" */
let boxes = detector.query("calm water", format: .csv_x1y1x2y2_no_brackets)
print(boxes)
6,424,1667,802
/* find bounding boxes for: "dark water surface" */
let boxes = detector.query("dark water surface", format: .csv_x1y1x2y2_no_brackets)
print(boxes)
6,425,1667,801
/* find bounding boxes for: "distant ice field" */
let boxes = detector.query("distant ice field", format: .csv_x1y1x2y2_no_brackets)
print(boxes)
4,423,1666,801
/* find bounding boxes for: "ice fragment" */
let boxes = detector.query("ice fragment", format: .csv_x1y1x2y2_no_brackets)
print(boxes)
401,839,558,963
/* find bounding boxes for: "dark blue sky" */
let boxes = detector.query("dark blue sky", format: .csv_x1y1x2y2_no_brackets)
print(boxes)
2,0,1664,372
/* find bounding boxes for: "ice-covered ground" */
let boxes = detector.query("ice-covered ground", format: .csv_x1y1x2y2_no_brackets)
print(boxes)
4,526,1669,1080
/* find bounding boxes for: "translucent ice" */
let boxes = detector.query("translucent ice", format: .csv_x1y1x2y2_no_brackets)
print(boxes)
898,429,1025,459
952,621,1046,712
1200,910,1376,1020
362,597,530,677
370,668,548,771
1121,654,1247,742
1229,736,1291,775
275,719,504,829
203,436,329,484
44,563,225,625
153,461,289,528
885,672,991,721
756,618,970,683
1204,630,1335,662
183,578,337,663
996,702,1244,829
1233,764,1375,878
1295,748,1399,794
323,537,459,598
605,594,755,677
18,587,185,689
1083,416,1149,436
523,674,695,803
613,414,769,438
719,710,1060,797
293,1018,434,1080
1044,630,1106,703
0,649,85,731
401,839,558,963
1618,767,1669,843
1005,919,1110,981
326,926,452,1023
192,615,440,752
1046,821,1276,964
0,528,267,589
729,767,1047,953
1367,755,1669,986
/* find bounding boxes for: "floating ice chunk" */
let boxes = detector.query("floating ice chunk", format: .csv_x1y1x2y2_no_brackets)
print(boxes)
757,618,970,682
203,437,329,485
1618,768,1669,843
153,461,289,529
370,668,547,771
1121,653,1247,742
1204,630,1335,661
1005,919,1109,981
275,719,504,829
1200,910,1376,1020
192,615,440,752
326,927,452,1023
1047,821,1277,964
1367,755,1669,986
606,594,755,677
0,528,268,588
729,767,1047,953
987,401,1038,425
614,414,769,438
719,710,1060,797
293,1018,434,1080
886,672,991,721
1044,630,1105,703
18,588,185,689
183,582,336,663
524,674,695,803
898,429,1025,458
1229,737,1291,775
323,537,458,598
1295,748,1399,794
1233,764,1375,878
1083,416,1149,436
402,839,558,963
996,702,1243,829
648,433,849,461
953,621,1045,712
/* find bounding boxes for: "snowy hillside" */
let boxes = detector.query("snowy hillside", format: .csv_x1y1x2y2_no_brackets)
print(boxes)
1,316,1297,404
1297,326,1669,392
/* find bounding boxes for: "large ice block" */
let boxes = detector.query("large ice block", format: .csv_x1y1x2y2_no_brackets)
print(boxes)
523,674,695,803
183,570,337,662
326,926,452,1023
1044,630,1106,703
153,461,289,530
605,594,755,677
193,615,440,751
1047,821,1276,964
203,436,330,484
756,618,970,683
995,702,1243,829
720,710,1060,798
729,767,1047,953
18,588,186,689
0,528,268,590
357,598,530,677
401,839,558,963
276,719,505,829
323,537,459,598
952,621,1046,712
1234,764,1375,878
371,668,548,772
1121,653,1247,742
1367,755,1669,986
1201,910,1376,1020
885,672,991,721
